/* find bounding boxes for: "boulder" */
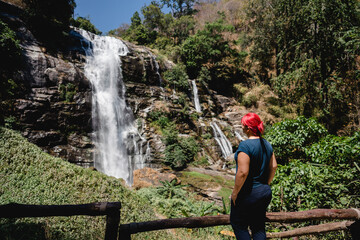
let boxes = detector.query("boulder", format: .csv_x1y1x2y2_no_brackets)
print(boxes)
132,167,179,190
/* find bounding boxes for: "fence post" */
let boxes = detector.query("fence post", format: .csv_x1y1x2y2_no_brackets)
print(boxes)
349,220,360,240
118,223,131,240
104,202,121,240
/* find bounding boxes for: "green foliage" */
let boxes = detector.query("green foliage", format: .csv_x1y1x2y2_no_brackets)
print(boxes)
71,16,101,35
137,183,219,219
123,11,157,45
270,160,360,212
142,2,164,32
243,0,360,132
180,14,246,93
0,20,21,99
265,116,328,164
163,64,189,92
162,123,199,169
169,15,195,44
160,0,195,17
0,127,171,240
59,83,76,102
23,0,76,46
305,132,360,166
158,179,189,199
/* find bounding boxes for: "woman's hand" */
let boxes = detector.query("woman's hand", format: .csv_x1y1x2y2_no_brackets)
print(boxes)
231,192,237,205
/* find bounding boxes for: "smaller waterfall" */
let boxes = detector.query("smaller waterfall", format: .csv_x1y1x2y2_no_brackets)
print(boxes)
235,131,247,142
149,51,163,86
210,122,233,158
191,80,202,113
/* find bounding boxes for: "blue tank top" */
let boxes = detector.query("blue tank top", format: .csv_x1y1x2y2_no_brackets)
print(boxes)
234,138,273,193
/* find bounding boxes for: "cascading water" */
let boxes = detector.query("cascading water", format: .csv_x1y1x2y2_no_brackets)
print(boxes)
77,29,148,184
210,122,233,158
149,51,163,86
235,131,247,142
191,80,202,113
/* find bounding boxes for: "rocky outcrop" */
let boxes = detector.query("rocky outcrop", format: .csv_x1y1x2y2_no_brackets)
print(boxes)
132,167,179,189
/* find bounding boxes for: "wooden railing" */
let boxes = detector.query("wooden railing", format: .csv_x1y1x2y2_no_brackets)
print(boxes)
118,208,360,239
0,202,121,240
0,203,359,239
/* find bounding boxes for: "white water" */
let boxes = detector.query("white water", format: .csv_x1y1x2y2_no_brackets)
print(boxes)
77,29,148,184
210,122,233,158
149,51,163,86
235,131,247,142
192,80,202,113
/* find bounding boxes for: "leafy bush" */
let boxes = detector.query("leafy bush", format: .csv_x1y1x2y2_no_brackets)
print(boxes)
163,64,189,92
162,123,199,169
71,16,101,35
270,160,360,212
265,116,328,164
0,20,21,100
305,132,360,165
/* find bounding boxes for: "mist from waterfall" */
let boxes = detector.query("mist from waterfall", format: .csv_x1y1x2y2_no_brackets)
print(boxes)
192,80,202,113
77,29,148,184
210,122,233,158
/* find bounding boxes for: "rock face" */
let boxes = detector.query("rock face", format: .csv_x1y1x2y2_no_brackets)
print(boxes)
1,2,247,173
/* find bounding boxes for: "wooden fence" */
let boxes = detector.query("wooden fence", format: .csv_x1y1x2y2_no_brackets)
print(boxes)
0,202,121,240
0,203,359,239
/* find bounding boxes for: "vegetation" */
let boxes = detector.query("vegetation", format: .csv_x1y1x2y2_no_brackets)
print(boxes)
0,127,172,240
265,117,360,211
70,16,101,35
0,19,22,125
23,0,76,47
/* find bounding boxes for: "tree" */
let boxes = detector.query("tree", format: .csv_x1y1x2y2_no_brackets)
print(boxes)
181,13,246,92
169,15,195,44
71,16,101,35
125,11,157,45
142,2,164,32
23,0,76,46
247,0,360,132
160,0,195,17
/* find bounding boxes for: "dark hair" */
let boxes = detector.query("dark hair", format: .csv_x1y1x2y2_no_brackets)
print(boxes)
241,113,264,136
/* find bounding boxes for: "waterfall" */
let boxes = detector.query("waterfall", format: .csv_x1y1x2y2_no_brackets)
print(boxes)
77,29,147,184
149,51,163,86
191,80,202,113
210,122,233,158
235,131,247,142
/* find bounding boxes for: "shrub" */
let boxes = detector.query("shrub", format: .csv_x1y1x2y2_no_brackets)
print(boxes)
270,160,360,212
71,16,101,35
305,132,360,166
163,64,189,92
265,116,328,164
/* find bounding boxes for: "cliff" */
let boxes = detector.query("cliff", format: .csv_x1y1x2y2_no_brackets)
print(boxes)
0,1,247,174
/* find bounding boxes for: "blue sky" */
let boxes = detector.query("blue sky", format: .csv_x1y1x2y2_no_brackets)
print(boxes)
74,0,158,34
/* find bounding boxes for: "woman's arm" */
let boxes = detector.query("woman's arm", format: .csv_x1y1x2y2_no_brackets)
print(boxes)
267,153,277,185
231,152,250,205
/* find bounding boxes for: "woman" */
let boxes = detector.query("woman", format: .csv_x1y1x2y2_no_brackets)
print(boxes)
230,113,277,240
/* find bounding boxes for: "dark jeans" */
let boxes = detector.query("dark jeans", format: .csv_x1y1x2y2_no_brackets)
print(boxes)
230,184,272,240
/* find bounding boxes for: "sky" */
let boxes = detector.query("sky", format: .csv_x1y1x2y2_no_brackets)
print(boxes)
74,0,158,34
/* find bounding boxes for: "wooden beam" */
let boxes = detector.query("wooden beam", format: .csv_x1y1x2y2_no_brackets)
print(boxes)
0,202,121,218
119,208,360,234
266,208,360,223
267,221,354,238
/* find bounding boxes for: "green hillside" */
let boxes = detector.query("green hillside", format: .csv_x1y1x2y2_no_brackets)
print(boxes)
0,127,170,240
